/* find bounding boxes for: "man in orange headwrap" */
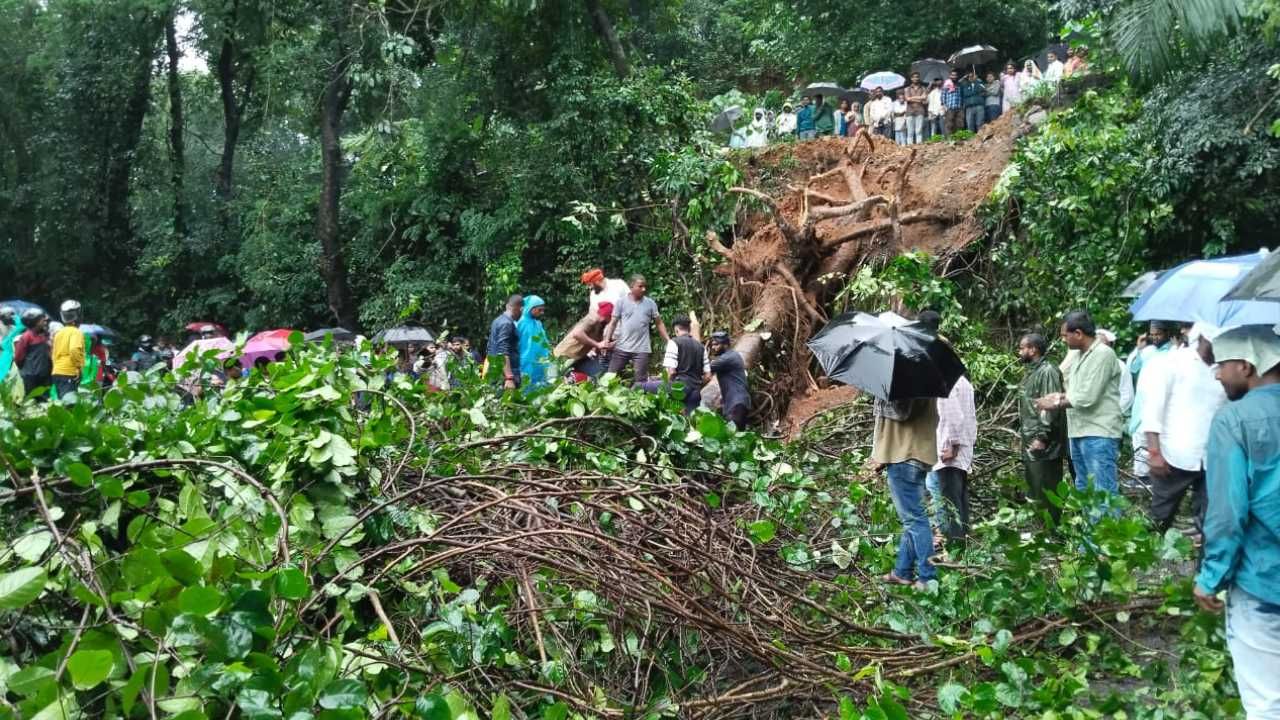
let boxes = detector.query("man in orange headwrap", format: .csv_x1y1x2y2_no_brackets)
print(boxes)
555,301,615,383
581,268,629,318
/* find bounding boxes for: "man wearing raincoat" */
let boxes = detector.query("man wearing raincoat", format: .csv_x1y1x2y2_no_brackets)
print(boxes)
517,295,551,389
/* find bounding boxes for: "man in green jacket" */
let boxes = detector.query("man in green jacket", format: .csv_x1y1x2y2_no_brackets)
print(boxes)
1018,333,1067,522
812,94,835,136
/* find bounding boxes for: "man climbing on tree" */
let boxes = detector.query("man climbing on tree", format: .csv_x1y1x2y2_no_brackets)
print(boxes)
1017,332,1067,522
708,331,750,428
606,274,669,384
1193,325,1280,717
554,301,614,383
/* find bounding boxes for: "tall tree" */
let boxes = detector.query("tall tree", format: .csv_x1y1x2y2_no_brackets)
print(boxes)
315,0,358,330
584,0,629,77
208,0,258,234
164,4,188,240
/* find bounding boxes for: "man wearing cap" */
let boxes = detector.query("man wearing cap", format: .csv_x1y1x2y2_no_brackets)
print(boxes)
553,302,614,383
581,268,629,318
50,300,85,400
1138,323,1227,536
1193,325,1280,717
708,332,750,427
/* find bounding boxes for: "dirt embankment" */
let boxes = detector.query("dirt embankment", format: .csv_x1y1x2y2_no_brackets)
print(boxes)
702,114,1022,432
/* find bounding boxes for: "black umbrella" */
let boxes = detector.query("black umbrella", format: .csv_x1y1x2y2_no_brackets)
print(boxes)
806,312,966,401
1120,270,1163,299
948,45,999,70
304,327,356,343
373,325,435,347
839,88,870,106
800,82,845,99
710,105,743,132
910,58,951,83
1033,44,1068,71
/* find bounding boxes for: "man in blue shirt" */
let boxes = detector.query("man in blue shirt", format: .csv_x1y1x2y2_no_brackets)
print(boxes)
1194,325,1280,717
486,294,523,390
941,70,963,136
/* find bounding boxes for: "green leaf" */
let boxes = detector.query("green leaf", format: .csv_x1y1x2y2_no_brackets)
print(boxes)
8,665,56,696
542,702,568,720
837,696,856,720
67,649,114,690
67,463,93,488
238,687,282,719
748,520,775,544
274,568,309,600
412,694,450,720
1057,627,1078,646
161,548,204,585
937,682,968,714
0,567,47,609
318,679,366,710
491,694,511,720
179,585,225,616
30,693,79,720
12,531,53,563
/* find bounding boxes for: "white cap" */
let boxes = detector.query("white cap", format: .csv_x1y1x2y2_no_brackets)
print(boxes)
1188,321,1230,343
1097,328,1116,344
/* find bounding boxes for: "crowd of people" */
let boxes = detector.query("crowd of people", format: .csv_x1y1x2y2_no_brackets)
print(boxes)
482,269,753,428
731,48,1088,148
869,307,1278,716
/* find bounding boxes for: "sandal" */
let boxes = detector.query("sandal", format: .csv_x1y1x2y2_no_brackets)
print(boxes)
881,572,913,586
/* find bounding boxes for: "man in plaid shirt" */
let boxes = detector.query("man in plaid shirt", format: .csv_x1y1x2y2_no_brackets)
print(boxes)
932,374,978,545
941,69,964,136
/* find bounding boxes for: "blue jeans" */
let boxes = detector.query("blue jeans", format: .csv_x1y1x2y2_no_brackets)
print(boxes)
1069,436,1119,495
798,130,817,140
965,106,984,132
887,463,936,581
985,104,1001,122
894,129,907,144
1226,587,1280,716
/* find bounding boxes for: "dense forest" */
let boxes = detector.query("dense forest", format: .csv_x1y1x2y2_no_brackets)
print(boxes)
3,0,1274,338
3,0,1280,718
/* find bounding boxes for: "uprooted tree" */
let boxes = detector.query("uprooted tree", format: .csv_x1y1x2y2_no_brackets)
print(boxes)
698,121,1017,414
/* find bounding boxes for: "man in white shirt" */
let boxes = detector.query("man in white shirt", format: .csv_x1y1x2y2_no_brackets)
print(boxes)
864,88,893,138
926,79,944,139
581,267,629,317
931,374,977,545
1043,51,1065,84
775,102,797,136
1139,322,1228,534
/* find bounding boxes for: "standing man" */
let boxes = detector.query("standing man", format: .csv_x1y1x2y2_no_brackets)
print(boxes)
960,69,986,133
1018,333,1068,522
1036,311,1123,497
707,331,751,427
662,316,710,414
933,374,978,544
871,394,940,589
13,309,52,399
891,90,909,145
775,101,798,136
581,268,629,318
1127,320,1179,486
486,294,523,390
795,97,816,140
811,95,835,137
1043,51,1065,84
941,70,964,136
864,88,893,139
1193,325,1280,718
903,72,928,145
1140,323,1227,535
983,70,1003,123
50,300,86,401
554,302,614,383
926,79,945,139
606,275,669,383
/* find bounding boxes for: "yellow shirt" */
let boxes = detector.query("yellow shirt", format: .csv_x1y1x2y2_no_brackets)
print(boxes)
51,326,85,377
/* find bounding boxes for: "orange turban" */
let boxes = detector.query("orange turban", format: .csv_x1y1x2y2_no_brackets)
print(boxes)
581,268,605,285
596,301,614,320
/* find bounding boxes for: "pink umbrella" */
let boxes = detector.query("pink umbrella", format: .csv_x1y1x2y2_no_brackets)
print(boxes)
173,337,235,370
240,335,291,368
249,329,296,344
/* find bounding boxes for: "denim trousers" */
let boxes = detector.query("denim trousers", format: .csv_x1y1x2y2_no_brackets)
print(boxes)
1069,436,1119,495
965,105,984,132
887,462,936,581
984,104,1002,122
907,114,924,144
894,129,908,144
798,130,817,140
1226,587,1280,718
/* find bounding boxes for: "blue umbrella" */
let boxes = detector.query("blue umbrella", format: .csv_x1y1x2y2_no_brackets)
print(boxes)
1130,250,1278,326
0,299,46,316
860,72,906,91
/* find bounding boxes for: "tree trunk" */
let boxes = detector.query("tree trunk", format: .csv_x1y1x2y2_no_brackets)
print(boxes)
164,7,187,239
583,0,628,78
316,34,359,330
214,0,253,235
